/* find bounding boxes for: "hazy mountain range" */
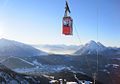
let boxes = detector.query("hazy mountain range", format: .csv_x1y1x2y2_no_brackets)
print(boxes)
32,40,120,56
0,38,118,56
0,38,119,84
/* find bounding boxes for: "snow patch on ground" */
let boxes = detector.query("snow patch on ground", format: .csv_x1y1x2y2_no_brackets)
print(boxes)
105,64,119,68
113,58,120,60
66,82,78,84
32,59,42,66
14,65,69,74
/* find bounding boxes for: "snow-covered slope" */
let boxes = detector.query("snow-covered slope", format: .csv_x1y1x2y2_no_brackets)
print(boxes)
0,63,49,84
1,56,35,69
0,38,47,57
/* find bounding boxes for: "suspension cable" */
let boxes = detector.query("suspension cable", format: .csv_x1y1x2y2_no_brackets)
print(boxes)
70,0,100,83
94,0,100,83
72,0,100,83
74,23,93,73
73,20,94,82
70,0,94,77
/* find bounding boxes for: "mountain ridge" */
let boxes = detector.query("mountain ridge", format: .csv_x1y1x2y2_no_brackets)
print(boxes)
0,38,48,57
74,40,120,56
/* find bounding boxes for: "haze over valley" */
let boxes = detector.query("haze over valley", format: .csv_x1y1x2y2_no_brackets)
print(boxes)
0,38,119,84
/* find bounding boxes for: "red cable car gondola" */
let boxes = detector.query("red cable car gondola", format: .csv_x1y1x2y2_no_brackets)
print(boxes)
62,0,73,35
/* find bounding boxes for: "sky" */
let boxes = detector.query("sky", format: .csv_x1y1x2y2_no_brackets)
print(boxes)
0,0,120,47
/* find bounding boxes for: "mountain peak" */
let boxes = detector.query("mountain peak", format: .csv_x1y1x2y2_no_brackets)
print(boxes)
89,40,96,44
75,40,107,55
85,40,100,49
85,40,105,48
87,40,97,46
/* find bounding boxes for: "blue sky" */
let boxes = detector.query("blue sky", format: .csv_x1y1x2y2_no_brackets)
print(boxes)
0,0,120,47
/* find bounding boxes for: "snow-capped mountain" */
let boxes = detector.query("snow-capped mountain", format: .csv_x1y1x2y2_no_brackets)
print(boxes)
0,38,47,57
74,40,119,56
